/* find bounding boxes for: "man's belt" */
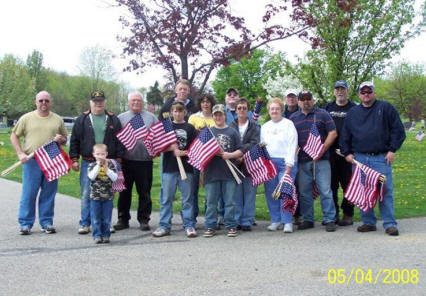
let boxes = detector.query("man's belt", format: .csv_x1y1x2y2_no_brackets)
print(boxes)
82,156,95,162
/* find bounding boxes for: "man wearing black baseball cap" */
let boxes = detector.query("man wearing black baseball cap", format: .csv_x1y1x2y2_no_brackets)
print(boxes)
325,81,356,226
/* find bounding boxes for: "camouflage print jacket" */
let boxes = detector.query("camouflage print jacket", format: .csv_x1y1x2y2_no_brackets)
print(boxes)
88,161,117,201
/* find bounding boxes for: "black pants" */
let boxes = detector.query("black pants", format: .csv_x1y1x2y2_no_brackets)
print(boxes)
329,151,354,217
117,159,153,224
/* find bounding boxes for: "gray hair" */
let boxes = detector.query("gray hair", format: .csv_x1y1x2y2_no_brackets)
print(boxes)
128,91,143,101
35,90,51,100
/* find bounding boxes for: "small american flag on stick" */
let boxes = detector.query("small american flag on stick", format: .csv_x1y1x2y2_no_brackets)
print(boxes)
187,127,220,172
303,123,324,161
34,141,72,182
243,143,277,186
252,98,263,122
110,159,126,192
116,114,148,151
344,162,385,212
145,119,177,158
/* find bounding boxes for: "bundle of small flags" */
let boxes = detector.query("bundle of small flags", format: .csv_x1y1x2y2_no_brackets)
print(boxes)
110,159,126,192
344,162,386,212
243,143,277,186
145,119,177,158
272,173,298,215
252,98,263,122
34,141,72,182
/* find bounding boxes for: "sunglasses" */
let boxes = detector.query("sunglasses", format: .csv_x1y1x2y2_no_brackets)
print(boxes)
298,96,312,102
360,91,373,95
38,99,50,103
237,106,248,110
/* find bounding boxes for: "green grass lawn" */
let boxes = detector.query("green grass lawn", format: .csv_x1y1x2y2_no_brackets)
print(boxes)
0,129,424,222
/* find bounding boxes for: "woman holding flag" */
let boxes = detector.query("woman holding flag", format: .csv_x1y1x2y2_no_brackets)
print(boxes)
261,98,298,233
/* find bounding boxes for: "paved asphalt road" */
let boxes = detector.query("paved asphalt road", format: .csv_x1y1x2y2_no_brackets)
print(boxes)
0,177,425,296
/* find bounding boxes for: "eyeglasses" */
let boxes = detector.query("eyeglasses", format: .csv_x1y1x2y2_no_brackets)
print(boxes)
237,106,248,110
38,99,50,103
360,91,373,95
298,96,312,102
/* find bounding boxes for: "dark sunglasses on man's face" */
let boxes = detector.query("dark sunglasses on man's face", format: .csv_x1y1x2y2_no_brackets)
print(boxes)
38,99,50,103
360,91,373,95
298,96,312,102
237,106,248,110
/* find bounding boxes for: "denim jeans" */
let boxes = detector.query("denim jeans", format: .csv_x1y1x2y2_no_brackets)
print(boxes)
18,159,58,229
79,160,93,227
204,180,237,229
159,172,194,230
264,158,298,224
234,177,258,226
355,153,397,229
297,160,336,223
90,199,113,239
191,168,200,222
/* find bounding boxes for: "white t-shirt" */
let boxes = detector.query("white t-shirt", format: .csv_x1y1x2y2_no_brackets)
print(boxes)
260,118,298,166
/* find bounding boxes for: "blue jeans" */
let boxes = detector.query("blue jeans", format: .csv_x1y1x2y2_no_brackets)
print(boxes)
90,199,113,239
191,168,200,222
234,177,257,226
297,160,336,223
204,180,237,229
79,160,93,227
18,159,57,229
264,158,297,224
159,172,194,230
355,153,396,229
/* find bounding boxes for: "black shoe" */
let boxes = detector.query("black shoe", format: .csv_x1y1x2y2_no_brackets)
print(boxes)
139,223,150,231
357,224,377,232
325,222,337,232
113,221,129,231
236,225,242,230
385,226,399,236
338,215,353,226
241,225,252,231
20,228,31,235
298,221,314,230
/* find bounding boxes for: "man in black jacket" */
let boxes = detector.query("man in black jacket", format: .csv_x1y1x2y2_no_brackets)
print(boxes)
69,91,124,234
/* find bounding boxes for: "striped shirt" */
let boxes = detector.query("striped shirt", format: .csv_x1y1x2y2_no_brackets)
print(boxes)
290,107,336,163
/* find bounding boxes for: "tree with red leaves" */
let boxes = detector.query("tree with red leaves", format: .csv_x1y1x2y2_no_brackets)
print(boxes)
116,0,316,92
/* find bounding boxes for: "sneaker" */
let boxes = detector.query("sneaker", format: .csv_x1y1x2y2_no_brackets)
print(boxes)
109,227,115,234
41,226,56,234
203,228,215,238
102,237,110,243
140,223,151,231
236,225,242,230
78,226,90,234
338,215,353,226
94,238,103,244
113,220,129,231
241,225,252,231
186,227,197,238
283,223,293,233
19,228,31,235
357,224,377,232
152,228,170,237
293,216,303,226
267,222,283,231
217,216,225,225
385,226,399,236
298,221,314,230
325,222,337,232
227,228,238,237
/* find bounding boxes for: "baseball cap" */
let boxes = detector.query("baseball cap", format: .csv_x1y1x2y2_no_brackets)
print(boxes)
226,88,238,95
334,80,348,89
285,89,298,97
212,104,226,115
90,90,105,101
359,81,374,91
298,90,313,101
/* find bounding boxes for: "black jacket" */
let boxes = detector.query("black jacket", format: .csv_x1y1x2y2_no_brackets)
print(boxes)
69,110,125,161
158,97,198,121
230,118,260,154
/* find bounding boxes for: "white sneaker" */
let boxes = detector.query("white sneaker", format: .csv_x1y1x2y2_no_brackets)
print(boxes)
267,222,282,231
186,227,197,238
283,223,293,233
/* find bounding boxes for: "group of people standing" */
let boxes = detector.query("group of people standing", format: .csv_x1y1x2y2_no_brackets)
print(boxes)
11,78,406,243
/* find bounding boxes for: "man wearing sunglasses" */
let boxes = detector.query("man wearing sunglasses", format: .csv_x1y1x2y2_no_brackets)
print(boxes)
11,91,68,235
340,81,406,236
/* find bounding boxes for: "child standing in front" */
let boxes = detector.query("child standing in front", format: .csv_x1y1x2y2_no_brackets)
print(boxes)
87,144,118,244
152,101,197,238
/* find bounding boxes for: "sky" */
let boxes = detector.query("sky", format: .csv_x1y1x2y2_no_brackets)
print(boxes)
1,0,425,90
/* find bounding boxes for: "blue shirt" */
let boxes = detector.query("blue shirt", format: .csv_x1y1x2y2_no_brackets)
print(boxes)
290,107,336,163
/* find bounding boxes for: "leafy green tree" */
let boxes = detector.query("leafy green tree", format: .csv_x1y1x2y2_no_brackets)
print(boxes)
26,50,47,92
286,0,426,104
212,49,285,106
0,55,34,118
146,81,163,107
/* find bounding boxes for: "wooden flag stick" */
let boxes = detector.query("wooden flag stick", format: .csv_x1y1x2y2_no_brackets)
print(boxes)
1,152,35,177
225,159,242,184
176,156,187,180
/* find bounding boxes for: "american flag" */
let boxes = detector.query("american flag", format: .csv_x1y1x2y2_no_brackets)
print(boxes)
303,123,324,161
116,114,148,151
145,119,177,158
187,127,220,172
252,99,263,122
34,141,72,182
344,163,385,212
243,144,277,186
110,159,126,192
279,173,298,215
